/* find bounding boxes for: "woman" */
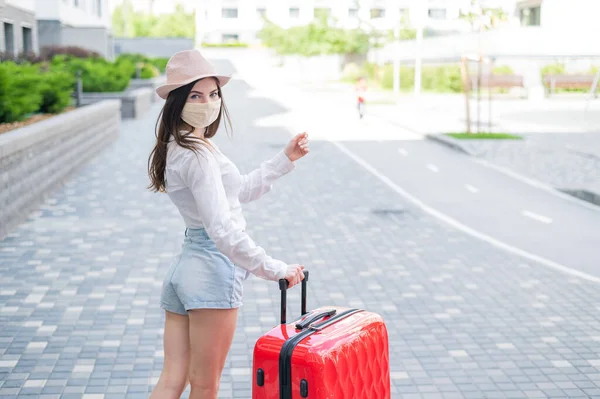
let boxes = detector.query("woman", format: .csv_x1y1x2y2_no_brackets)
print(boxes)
147,49,309,399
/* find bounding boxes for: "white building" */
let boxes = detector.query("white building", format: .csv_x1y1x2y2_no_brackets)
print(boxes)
377,0,600,65
195,0,515,45
36,0,113,58
0,0,38,55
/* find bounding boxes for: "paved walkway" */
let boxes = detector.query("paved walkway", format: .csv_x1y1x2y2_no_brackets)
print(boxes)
2,60,600,399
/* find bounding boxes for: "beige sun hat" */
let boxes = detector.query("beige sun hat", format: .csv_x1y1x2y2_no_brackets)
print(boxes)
155,49,232,99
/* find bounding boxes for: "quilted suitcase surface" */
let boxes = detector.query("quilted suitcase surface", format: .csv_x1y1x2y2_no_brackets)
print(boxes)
252,272,390,399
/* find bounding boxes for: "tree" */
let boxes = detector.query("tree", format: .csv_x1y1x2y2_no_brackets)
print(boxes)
111,3,195,38
258,18,373,56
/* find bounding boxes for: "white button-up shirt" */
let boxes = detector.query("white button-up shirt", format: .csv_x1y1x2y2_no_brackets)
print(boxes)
165,138,295,281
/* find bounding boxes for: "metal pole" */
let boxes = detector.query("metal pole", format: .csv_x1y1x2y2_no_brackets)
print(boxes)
76,70,82,108
460,56,471,134
393,24,400,95
476,3,483,134
590,69,600,99
414,3,424,96
477,55,482,134
488,59,492,133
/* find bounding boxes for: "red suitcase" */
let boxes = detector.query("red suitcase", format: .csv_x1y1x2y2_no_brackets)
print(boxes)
252,271,390,399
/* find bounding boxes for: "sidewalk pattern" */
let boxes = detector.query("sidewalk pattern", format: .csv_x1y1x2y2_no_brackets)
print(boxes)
1,81,600,399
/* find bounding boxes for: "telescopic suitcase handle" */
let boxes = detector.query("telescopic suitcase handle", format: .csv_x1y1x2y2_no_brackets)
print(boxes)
278,270,309,324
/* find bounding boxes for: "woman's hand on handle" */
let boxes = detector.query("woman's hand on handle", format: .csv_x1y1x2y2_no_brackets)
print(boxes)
284,264,305,288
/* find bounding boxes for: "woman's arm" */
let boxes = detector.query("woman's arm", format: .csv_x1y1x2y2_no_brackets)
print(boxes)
181,149,288,281
238,150,294,203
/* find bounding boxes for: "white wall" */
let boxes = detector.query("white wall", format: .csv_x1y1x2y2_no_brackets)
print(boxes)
35,0,110,28
540,0,600,30
6,0,36,12
377,25,600,64
34,0,62,19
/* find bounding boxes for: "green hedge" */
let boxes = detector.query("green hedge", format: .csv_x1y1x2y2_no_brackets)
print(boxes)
39,70,75,114
201,42,249,48
0,62,75,123
50,55,132,92
115,53,167,78
493,65,514,75
344,62,463,93
1,50,164,124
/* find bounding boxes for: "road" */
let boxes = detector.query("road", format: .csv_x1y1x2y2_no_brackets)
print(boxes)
339,138,600,279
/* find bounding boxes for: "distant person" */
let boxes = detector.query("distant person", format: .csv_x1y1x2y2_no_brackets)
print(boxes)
147,49,309,399
355,76,368,119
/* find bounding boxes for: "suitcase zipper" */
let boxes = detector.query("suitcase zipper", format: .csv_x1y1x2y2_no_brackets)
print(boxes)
279,308,363,399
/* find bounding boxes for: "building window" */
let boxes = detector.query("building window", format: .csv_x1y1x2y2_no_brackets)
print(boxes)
22,26,33,53
222,33,239,43
370,8,385,19
428,8,447,19
520,6,541,26
3,23,14,55
257,7,266,19
289,7,300,19
348,8,358,18
222,8,238,19
399,8,409,21
97,0,102,17
314,8,330,19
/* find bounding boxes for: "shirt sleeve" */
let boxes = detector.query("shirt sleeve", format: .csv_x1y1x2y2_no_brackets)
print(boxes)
180,148,288,281
238,150,295,203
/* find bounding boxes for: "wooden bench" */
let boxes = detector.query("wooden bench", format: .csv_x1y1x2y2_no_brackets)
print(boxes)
467,74,524,90
543,74,596,94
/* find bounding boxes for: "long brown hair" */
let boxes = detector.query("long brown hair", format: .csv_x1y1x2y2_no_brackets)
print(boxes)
147,78,232,193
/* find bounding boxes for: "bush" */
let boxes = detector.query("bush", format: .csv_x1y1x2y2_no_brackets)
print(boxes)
51,55,132,92
492,65,514,75
115,53,148,64
115,53,165,78
346,62,461,93
151,57,169,73
201,42,249,48
139,63,159,79
0,62,44,123
380,65,414,91
541,63,566,77
422,65,462,93
39,70,74,114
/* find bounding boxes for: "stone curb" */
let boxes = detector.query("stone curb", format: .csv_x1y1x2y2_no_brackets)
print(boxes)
560,189,600,207
425,133,476,156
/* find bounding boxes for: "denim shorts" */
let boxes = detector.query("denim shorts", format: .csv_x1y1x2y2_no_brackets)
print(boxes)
160,228,250,315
